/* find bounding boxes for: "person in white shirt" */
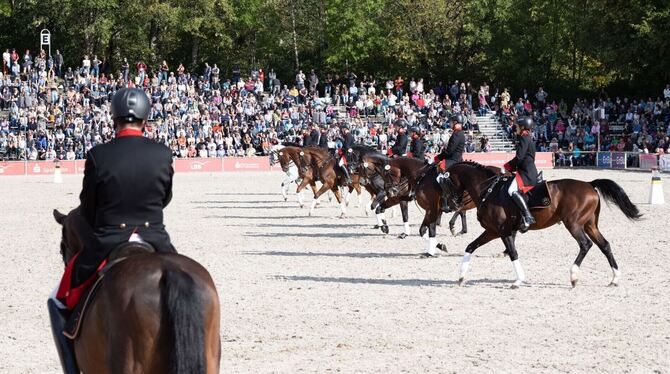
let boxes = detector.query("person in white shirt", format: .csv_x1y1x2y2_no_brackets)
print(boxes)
664,84,670,100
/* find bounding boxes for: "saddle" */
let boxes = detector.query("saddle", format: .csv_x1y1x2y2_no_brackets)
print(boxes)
63,242,155,339
484,175,552,210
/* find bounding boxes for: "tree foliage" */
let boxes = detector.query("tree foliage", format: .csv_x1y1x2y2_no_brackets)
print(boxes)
1,0,668,96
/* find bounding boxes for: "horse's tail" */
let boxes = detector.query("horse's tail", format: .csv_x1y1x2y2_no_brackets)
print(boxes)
590,179,642,220
161,269,206,374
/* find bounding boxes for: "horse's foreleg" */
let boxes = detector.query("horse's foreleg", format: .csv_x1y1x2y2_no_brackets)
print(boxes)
459,230,498,286
460,211,467,234
281,175,292,201
309,183,330,216
398,201,410,239
379,196,402,234
332,186,347,217
501,235,525,288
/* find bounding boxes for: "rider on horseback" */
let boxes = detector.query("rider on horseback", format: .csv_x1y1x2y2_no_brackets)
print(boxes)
389,119,408,157
48,88,177,373
338,123,354,184
503,116,538,232
435,114,466,213
408,127,426,160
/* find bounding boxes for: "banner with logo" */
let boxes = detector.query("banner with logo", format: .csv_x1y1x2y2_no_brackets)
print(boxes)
462,152,554,169
639,154,658,170
25,161,76,175
0,161,27,176
222,157,270,172
598,152,613,168
611,152,626,169
173,158,223,173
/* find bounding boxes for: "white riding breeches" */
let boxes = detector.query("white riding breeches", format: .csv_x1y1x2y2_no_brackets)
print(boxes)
508,176,519,196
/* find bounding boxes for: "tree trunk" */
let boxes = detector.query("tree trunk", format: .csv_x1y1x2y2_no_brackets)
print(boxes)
191,37,199,69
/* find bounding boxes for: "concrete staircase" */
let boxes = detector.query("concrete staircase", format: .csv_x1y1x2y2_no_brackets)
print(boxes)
475,113,514,151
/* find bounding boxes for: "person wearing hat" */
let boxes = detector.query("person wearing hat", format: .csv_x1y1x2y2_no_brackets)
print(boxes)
389,120,408,157
48,88,176,373
435,113,466,212
338,124,354,184
503,116,537,232
408,127,425,160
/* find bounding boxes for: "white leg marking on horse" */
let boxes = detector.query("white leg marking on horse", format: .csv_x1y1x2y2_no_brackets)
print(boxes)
512,259,526,287
340,201,348,216
427,237,437,256
404,222,410,236
570,264,580,287
309,199,317,215
376,213,384,226
610,267,620,286
459,253,472,285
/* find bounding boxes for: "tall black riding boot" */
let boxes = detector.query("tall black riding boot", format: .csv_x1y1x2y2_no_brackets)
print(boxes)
47,298,79,374
341,165,352,185
438,177,453,213
511,191,536,233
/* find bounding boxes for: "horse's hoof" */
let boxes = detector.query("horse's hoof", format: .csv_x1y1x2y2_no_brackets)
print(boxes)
608,282,619,287
339,214,346,219
510,284,520,289
419,253,438,259
495,251,508,258
460,230,467,235
373,225,380,229
571,279,578,288
437,243,448,252
299,204,304,209
397,233,407,239
284,197,288,202
381,225,389,234
449,226,457,236
458,277,466,287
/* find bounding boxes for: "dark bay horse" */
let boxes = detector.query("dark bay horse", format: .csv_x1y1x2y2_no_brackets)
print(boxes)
348,145,412,237
445,162,642,288
358,153,452,255
53,208,221,373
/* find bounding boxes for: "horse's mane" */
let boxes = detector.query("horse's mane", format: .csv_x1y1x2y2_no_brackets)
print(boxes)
351,144,379,155
452,160,497,176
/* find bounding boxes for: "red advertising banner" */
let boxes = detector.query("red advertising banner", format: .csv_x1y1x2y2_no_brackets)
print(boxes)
222,157,270,172
173,158,223,173
0,161,27,176
639,154,658,170
462,152,554,169
75,160,86,174
25,161,77,175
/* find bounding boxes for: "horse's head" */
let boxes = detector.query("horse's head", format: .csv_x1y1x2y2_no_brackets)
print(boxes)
53,208,83,265
347,145,377,175
446,161,500,206
359,153,385,179
270,145,291,172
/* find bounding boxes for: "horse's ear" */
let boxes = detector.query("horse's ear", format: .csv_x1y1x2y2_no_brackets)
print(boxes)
53,209,67,225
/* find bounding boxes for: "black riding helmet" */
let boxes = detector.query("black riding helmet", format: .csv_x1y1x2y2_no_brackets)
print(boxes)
450,114,464,124
111,88,150,122
517,116,534,130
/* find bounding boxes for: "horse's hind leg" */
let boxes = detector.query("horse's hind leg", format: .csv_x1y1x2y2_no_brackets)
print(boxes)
449,212,459,235
584,220,620,286
459,230,498,286
565,223,593,288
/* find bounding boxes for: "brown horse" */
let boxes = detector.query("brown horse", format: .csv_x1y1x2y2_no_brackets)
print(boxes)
280,145,351,216
53,208,221,373
269,144,318,207
357,153,453,255
445,161,642,288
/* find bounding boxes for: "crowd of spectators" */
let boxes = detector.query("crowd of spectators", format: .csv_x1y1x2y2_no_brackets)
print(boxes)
1,46,669,165
488,84,670,166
